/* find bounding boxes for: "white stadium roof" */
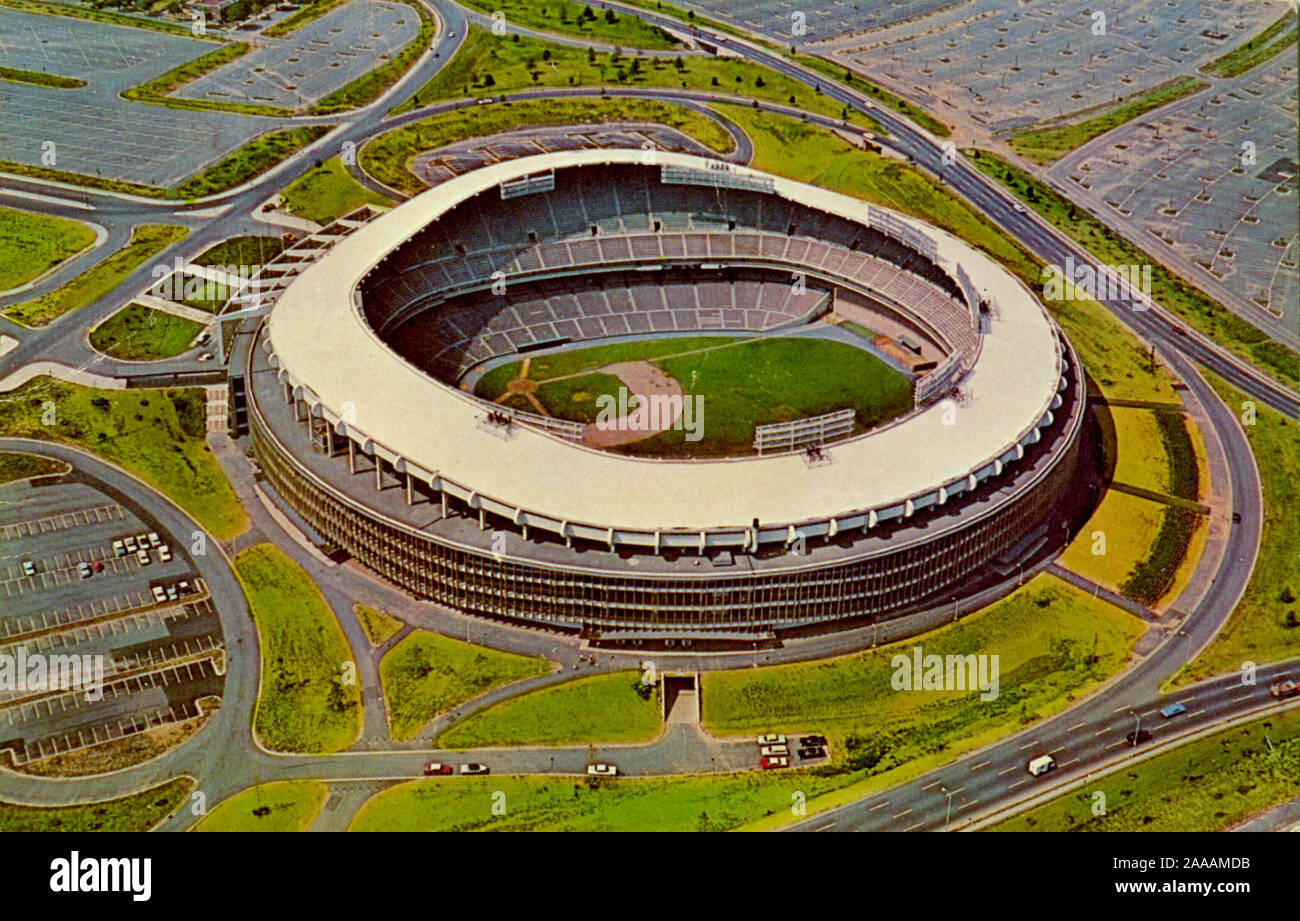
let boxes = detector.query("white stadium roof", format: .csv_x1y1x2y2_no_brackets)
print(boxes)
266,149,1065,541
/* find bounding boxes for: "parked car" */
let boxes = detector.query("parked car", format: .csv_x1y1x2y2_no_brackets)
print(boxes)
459,763,490,775
586,763,618,776
178,580,191,595
759,756,789,770
158,545,173,563
1159,703,1186,718
166,584,179,601
124,536,138,552
423,762,453,776
1270,678,1299,700
92,560,103,573
797,747,826,760
760,745,789,757
800,734,828,748
148,532,161,548
112,539,126,557
21,560,36,576
137,549,151,565
756,734,786,746
77,562,92,579
1125,729,1153,746
151,585,167,603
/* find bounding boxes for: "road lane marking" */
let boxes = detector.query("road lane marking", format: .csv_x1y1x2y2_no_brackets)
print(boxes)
893,809,913,819
998,766,1017,776
1067,722,1085,731
904,821,925,831
920,780,941,791
868,801,889,812
970,760,990,771
1104,740,1126,750
1018,740,1038,750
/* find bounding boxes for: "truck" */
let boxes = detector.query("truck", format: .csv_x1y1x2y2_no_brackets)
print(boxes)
1027,755,1056,777
1270,677,1299,700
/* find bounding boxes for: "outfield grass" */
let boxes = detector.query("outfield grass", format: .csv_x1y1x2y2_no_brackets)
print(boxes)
0,64,85,88
362,97,735,196
438,671,660,748
395,25,869,128
89,303,202,361
991,708,1300,832
349,772,856,832
3,224,187,327
966,148,1300,391
702,575,1146,764
457,0,678,48
354,603,404,647
1201,8,1298,78
1058,490,1165,595
192,781,328,832
1173,374,1300,685
307,0,435,114
379,630,550,740
279,156,394,225
1007,76,1208,165
0,777,193,832
235,544,362,753
0,451,66,486
0,205,96,291
171,126,332,200
476,334,914,457
0,378,248,539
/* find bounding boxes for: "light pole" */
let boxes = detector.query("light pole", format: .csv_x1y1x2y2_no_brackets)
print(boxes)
940,784,954,830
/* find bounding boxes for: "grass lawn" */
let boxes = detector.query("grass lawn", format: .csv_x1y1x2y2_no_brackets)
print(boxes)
0,64,84,88
990,708,1300,831
192,781,328,832
395,25,868,129
122,41,288,118
0,777,193,832
194,234,287,267
0,378,248,539
89,303,202,361
379,630,550,740
702,575,1146,766
265,0,349,37
170,126,332,200
354,603,404,646
457,0,678,48
235,544,362,753
1173,374,1300,685
0,451,66,486
362,97,735,196
438,671,660,748
3,224,187,327
0,205,96,291
279,156,394,225
1108,406,1171,494
349,772,855,832
1058,490,1165,595
475,334,913,457
966,148,1300,392
1007,76,1209,165
1201,8,1298,78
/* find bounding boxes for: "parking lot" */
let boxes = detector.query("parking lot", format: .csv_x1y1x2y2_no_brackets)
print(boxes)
674,0,960,43
176,0,418,110
1050,52,1298,337
814,0,1281,132
0,474,225,769
0,6,282,186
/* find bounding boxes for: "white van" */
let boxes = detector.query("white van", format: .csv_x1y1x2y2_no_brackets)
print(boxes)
1027,755,1056,777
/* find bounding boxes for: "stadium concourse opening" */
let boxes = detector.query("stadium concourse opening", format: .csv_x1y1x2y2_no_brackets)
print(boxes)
245,149,1092,643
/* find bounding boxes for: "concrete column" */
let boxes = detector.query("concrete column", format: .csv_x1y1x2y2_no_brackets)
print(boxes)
374,459,383,492
325,426,334,456
478,507,486,530
440,491,447,518
348,439,356,474
405,473,413,506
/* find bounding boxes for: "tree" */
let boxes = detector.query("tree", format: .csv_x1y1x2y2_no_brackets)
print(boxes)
587,45,596,63
755,75,765,88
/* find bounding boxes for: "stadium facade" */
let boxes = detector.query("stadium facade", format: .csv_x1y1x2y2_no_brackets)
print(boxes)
242,150,1087,638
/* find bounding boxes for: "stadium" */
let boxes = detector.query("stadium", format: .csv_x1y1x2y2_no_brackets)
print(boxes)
242,148,1089,642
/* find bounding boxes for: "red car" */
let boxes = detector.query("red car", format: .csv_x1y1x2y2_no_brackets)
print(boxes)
423,762,453,776
760,756,789,770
